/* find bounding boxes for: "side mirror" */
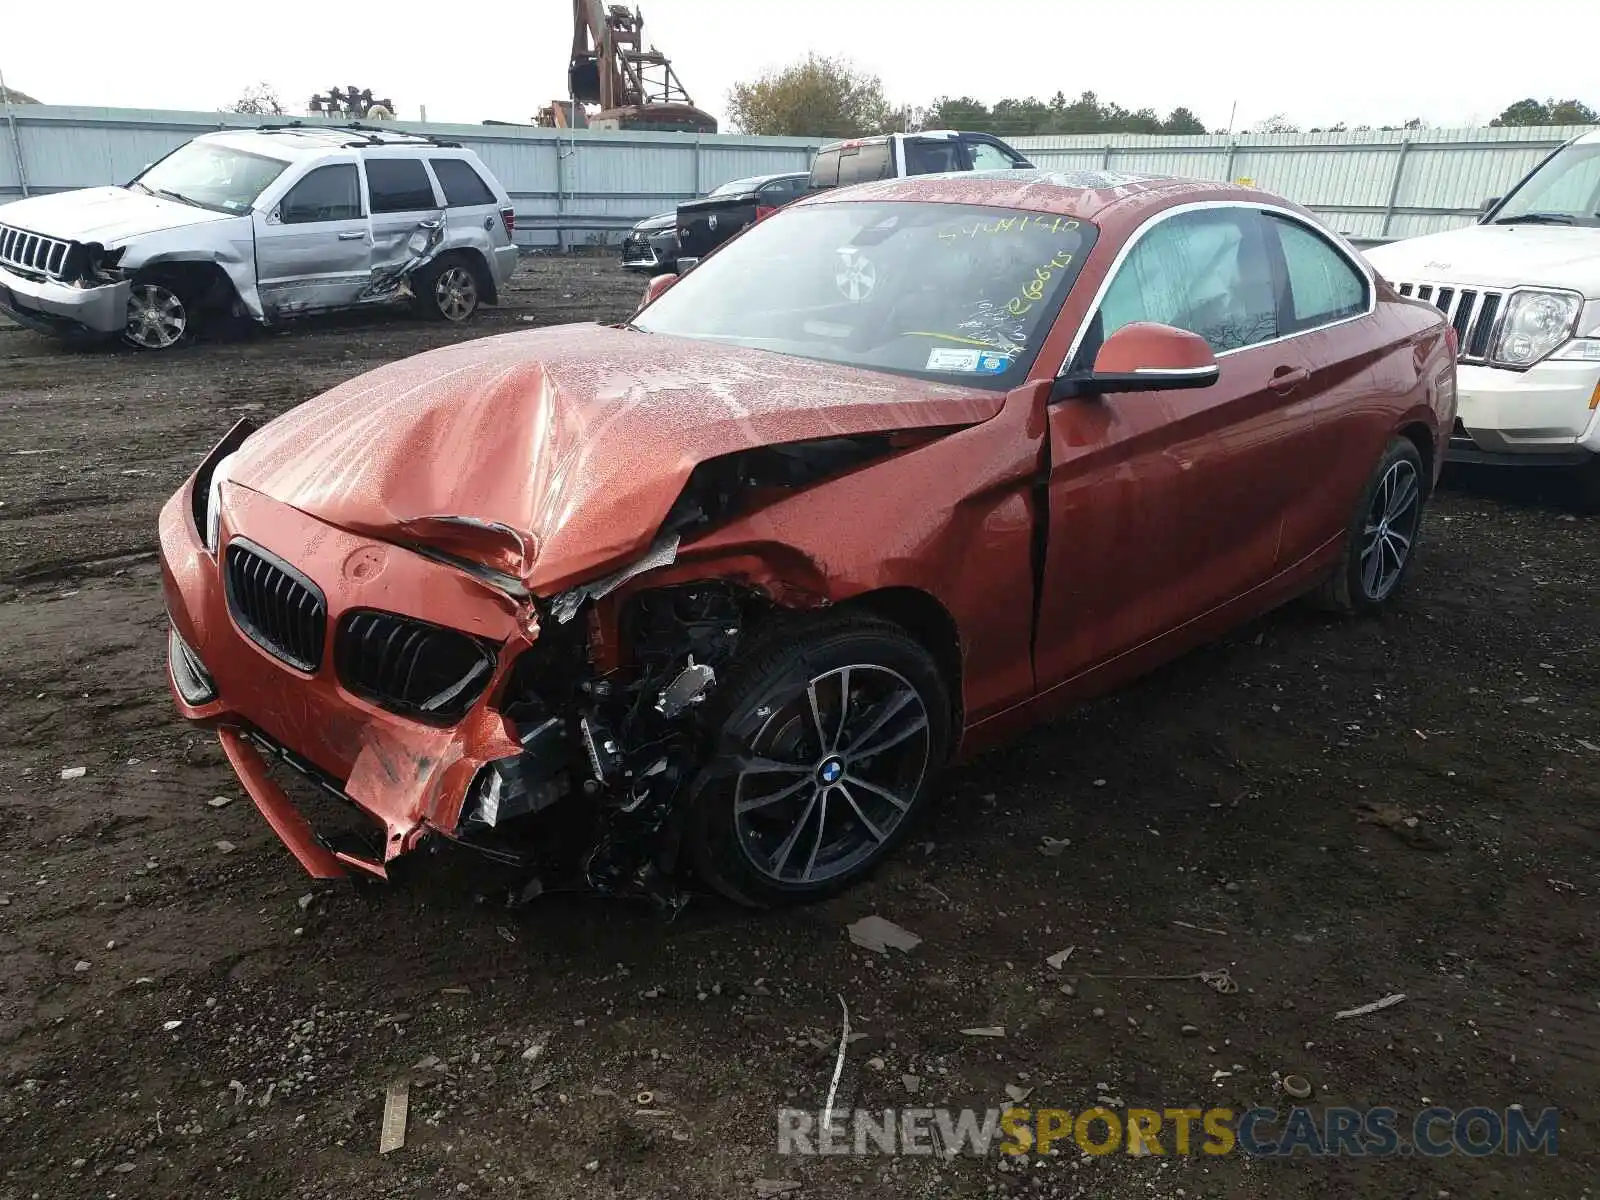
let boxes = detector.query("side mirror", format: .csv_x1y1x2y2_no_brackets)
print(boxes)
1054,322,1220,399
1480,196,1500,215
636,272,679,314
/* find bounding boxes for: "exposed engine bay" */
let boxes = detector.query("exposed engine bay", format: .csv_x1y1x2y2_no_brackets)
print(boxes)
446,433,921,913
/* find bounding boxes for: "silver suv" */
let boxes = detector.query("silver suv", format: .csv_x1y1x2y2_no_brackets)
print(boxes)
0,123,519,350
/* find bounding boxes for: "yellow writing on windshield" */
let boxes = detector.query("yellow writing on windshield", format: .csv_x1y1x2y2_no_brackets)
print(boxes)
938,215,1081,242
1003,249,1076,316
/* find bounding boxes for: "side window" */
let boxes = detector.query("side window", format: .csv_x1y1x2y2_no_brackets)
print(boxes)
280,164,361,224
365,158,438,213
1270,216,1370,332
966,140,1017,172
429,158,496,207
810,150,841,188
1094,208,1278,356
904,138,962,175
758,179,793,202
837,147,889,186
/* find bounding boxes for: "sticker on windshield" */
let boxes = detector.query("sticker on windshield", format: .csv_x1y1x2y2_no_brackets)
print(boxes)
835,248,877,302
925,347,1011,374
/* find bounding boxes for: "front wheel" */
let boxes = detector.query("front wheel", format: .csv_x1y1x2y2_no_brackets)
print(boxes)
414,256,482,323
688,618,952,908
1312,436,1427,614
123,274,194,350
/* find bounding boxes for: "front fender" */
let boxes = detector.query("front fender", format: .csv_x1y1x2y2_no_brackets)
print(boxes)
118,218,263,320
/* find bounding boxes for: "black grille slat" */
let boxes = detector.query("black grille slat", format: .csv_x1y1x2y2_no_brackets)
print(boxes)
224,542,326,672
1392,280,1505,365
0,223,74,281
335,610,496,724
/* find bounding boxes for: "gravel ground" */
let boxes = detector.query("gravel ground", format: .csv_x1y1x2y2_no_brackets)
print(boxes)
0,256,1595,1199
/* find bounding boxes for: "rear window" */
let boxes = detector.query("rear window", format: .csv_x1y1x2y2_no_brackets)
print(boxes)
810,149,841,188
905,138,963,176
365,158,437,212
429,158,496,206
838,143,893,186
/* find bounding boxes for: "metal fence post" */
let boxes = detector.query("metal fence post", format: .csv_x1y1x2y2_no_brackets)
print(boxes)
0,64,29,198
1222,140,1237,185
554,134,568,253
693,133,702,196
1379,138,1413,240
1101,144,1113,169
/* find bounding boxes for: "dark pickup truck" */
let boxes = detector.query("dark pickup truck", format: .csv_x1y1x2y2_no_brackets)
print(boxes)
675,171,809,266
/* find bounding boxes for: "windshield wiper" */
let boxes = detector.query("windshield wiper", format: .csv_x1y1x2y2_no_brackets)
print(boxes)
150,187,203,209
1494,212,1576,225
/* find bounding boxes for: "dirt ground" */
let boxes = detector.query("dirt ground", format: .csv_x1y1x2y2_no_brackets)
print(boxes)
0,256,1595,1199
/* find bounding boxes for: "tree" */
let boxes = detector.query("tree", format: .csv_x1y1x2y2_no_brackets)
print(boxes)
1251,113,1300,134
727,55,891,138
1161,107,1207,135
224,84,286,117
1492,97,1598,127
0,84,39,104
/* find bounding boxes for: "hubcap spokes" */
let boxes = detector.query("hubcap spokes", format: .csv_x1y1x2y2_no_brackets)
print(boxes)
733,664,931,886
126,284,186,348
436,267,476,321
1359,460,1421,600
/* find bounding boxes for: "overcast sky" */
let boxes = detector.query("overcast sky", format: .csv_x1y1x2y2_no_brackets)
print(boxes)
2,0,1587,132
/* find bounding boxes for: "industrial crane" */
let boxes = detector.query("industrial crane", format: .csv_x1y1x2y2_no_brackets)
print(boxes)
540,1,716,133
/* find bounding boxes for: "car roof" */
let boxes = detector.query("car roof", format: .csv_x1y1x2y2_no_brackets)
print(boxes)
718,171,809,190
798,169,1302,230
194,126,467,160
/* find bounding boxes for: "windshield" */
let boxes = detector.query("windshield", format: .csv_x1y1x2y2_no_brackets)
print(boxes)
132,141,290,214
1493,142,1600,227
634,201,1098,389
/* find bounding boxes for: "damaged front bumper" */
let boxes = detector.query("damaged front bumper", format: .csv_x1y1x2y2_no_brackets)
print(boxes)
0,261,129,336
159,475,538,880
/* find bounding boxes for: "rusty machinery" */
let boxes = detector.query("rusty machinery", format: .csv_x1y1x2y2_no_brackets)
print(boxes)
539,2,716,133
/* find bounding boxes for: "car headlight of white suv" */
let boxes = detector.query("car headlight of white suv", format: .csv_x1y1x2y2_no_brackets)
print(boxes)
1492,289,1584,368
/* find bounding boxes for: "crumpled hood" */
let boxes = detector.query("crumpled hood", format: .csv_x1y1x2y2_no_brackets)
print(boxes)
1363,223,1600,296
0,186,232,245
226,323,1001,594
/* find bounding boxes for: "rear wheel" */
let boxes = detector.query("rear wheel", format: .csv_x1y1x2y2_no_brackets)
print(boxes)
1312,437,1427,614
688,618,951,908
414,255,482,323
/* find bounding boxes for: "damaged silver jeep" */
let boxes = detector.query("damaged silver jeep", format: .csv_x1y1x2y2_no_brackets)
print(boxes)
0,123,519,349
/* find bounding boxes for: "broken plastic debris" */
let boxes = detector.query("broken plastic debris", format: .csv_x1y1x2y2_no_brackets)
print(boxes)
60,766,86,780
960,1026,1005,1038
551,533,680,624
162,1020,184,1032
1334,993,1407,1020
846,915,922,955
1046,946,1076,970
1004,1083,1034,1103
215,840,236,854
1038,836,1070,857
207,795,234,809
1282,1074,1313,1099
379,1081,410,1154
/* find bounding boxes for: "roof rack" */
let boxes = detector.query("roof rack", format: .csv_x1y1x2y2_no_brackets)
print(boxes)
243,120,462,149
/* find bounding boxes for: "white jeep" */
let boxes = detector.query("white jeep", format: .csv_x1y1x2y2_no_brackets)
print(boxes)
0,123,519,350
1364,130,1600,505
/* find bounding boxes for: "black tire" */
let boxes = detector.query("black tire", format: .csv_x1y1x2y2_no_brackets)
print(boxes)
413,254,484,323
688,616,952,908
122,269,200,351
1312,436,1427,615
1575,456,1600,515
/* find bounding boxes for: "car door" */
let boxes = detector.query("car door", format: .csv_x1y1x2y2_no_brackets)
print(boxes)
962,134,1031,171
1259,212,1381,562
1033,204,1319,693
362,155,445,287
252,162,370,316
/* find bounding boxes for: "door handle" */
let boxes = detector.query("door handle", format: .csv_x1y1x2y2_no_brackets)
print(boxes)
337,231,366,241
1268,366,1310,394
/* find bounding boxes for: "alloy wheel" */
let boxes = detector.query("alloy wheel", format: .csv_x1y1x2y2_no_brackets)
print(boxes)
124,283,188,349
434,266,478,322
1359,458,1421,601
732,664,931,886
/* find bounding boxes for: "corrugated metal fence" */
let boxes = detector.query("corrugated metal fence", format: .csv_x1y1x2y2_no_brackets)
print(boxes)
0,105,822,249
1010,127,1590,246
0,105,1591,248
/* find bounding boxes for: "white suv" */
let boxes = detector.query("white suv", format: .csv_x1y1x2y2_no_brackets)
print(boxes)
806,131,1034,192
0,123,519,350
1364,131,1600,504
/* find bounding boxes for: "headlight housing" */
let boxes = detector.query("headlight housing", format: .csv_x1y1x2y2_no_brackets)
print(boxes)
1491,289,1584,369
203,451,238,553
